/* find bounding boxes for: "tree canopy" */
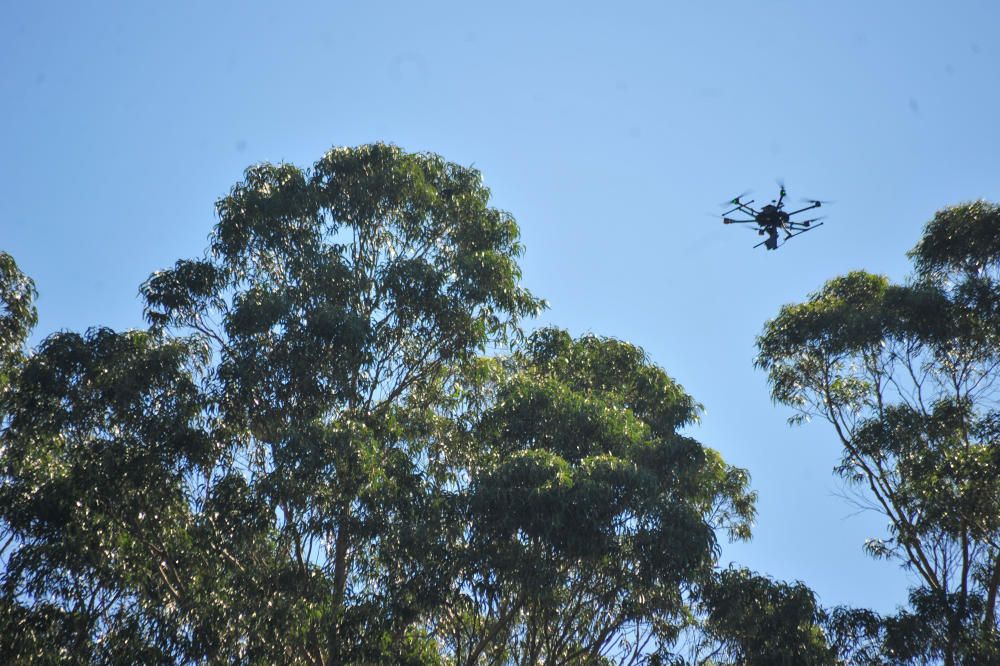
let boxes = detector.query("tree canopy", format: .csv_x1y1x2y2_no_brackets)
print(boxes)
1,145,763,664
5,144,998,664
757,201,1000,664
434,328,755,664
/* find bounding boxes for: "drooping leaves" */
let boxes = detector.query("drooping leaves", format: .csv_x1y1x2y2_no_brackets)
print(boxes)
757,201,1000,664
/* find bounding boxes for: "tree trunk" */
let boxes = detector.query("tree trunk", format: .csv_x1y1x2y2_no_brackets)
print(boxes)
333,524,349,608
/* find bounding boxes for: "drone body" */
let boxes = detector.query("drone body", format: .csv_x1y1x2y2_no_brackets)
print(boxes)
722,185,826,250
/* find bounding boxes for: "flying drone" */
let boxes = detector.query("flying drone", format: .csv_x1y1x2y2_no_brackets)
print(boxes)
721,184,827,250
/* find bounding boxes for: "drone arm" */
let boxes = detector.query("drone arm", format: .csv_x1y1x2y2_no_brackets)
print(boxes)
785,222,824,238
785,217,823,230
722,218,757,224
723,199,760,216
786,202,821,216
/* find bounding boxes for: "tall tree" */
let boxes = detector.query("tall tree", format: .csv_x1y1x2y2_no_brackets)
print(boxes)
1,144,764,664
756,201,1000,664
428,329,756,665
1,144,542,663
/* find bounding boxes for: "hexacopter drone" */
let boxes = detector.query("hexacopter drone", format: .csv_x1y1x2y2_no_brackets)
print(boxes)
721,184,827,250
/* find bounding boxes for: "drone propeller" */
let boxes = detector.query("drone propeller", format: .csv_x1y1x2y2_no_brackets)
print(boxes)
720,190,752,206
800,197,833,205
768,179,788,209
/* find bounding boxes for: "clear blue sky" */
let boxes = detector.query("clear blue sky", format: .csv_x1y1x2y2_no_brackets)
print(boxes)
4,1,999,615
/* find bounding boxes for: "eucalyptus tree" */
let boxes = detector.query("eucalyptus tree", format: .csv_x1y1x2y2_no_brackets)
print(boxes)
1,249,213,662
429,329,756,665
757,201,1000,664
693,568,835,665
1,144,542,663
1,143,768,665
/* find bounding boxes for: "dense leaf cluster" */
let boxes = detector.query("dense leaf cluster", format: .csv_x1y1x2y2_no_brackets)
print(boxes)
435,330,755,664
5,147,997,664
1,146,760,665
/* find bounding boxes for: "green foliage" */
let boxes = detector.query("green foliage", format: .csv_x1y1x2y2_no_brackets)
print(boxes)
2,144,545,664
909,200,1000,278
0,144,764,664
0,253,37,414
757,201,1000,664
436,329,756,664
0,253,36,362
698,568,836,665
1,328,210,663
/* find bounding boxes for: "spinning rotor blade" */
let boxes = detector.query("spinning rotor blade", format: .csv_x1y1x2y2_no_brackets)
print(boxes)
770,179,787,209
787,201,824,216
800,197,833,205
720,190,752,206
722,202,757,216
